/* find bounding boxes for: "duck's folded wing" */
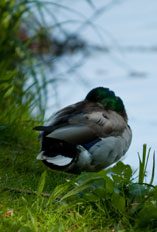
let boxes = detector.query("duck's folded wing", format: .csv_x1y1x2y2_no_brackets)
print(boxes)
34,101,96,144
46,124,96,144
34,101,127,145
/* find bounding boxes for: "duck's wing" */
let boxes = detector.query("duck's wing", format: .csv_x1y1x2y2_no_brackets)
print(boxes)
34,101,95,144
34,101,127,145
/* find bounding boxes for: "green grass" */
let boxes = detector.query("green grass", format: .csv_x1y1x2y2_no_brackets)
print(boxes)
0,140,103,232
0,135,157,232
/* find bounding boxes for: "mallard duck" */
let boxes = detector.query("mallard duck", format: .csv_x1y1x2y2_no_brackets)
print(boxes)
34,87,132,173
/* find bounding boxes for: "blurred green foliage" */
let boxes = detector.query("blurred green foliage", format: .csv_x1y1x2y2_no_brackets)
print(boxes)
0,0,45,145
0,0,87,145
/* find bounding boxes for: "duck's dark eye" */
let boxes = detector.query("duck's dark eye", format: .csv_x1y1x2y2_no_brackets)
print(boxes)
103,114,109,119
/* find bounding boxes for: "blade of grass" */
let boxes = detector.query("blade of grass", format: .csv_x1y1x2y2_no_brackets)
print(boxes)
37,171,47,195
138,144,147,183
149,151,155,185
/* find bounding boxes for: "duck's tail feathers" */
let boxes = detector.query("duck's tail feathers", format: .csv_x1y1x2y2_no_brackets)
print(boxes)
37,151,73,166
36,150,75,172
33,126,53,133
36,137,79,171
36,151,44,160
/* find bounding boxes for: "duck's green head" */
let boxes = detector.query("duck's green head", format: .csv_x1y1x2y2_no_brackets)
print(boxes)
85,87,127,120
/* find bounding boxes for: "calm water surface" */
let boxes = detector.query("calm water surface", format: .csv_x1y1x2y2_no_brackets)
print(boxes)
43,0,157,180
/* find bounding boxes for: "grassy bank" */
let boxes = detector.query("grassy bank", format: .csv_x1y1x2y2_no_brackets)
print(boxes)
0,134,157,231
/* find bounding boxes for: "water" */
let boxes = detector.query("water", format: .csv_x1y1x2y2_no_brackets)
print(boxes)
42,0,157,180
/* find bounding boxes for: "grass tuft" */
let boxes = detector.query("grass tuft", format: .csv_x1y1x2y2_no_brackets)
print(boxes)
0,141,157,231
138,144,155,185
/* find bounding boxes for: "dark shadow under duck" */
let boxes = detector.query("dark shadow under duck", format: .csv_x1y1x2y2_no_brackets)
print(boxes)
34,87,132,174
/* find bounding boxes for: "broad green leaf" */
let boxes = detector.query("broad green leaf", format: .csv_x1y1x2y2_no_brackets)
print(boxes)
111,193,125,213
61,175,103,201
136,204,157,229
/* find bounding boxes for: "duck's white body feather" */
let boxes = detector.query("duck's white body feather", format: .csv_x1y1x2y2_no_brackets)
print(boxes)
37,125,132,172
87,125,132,170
